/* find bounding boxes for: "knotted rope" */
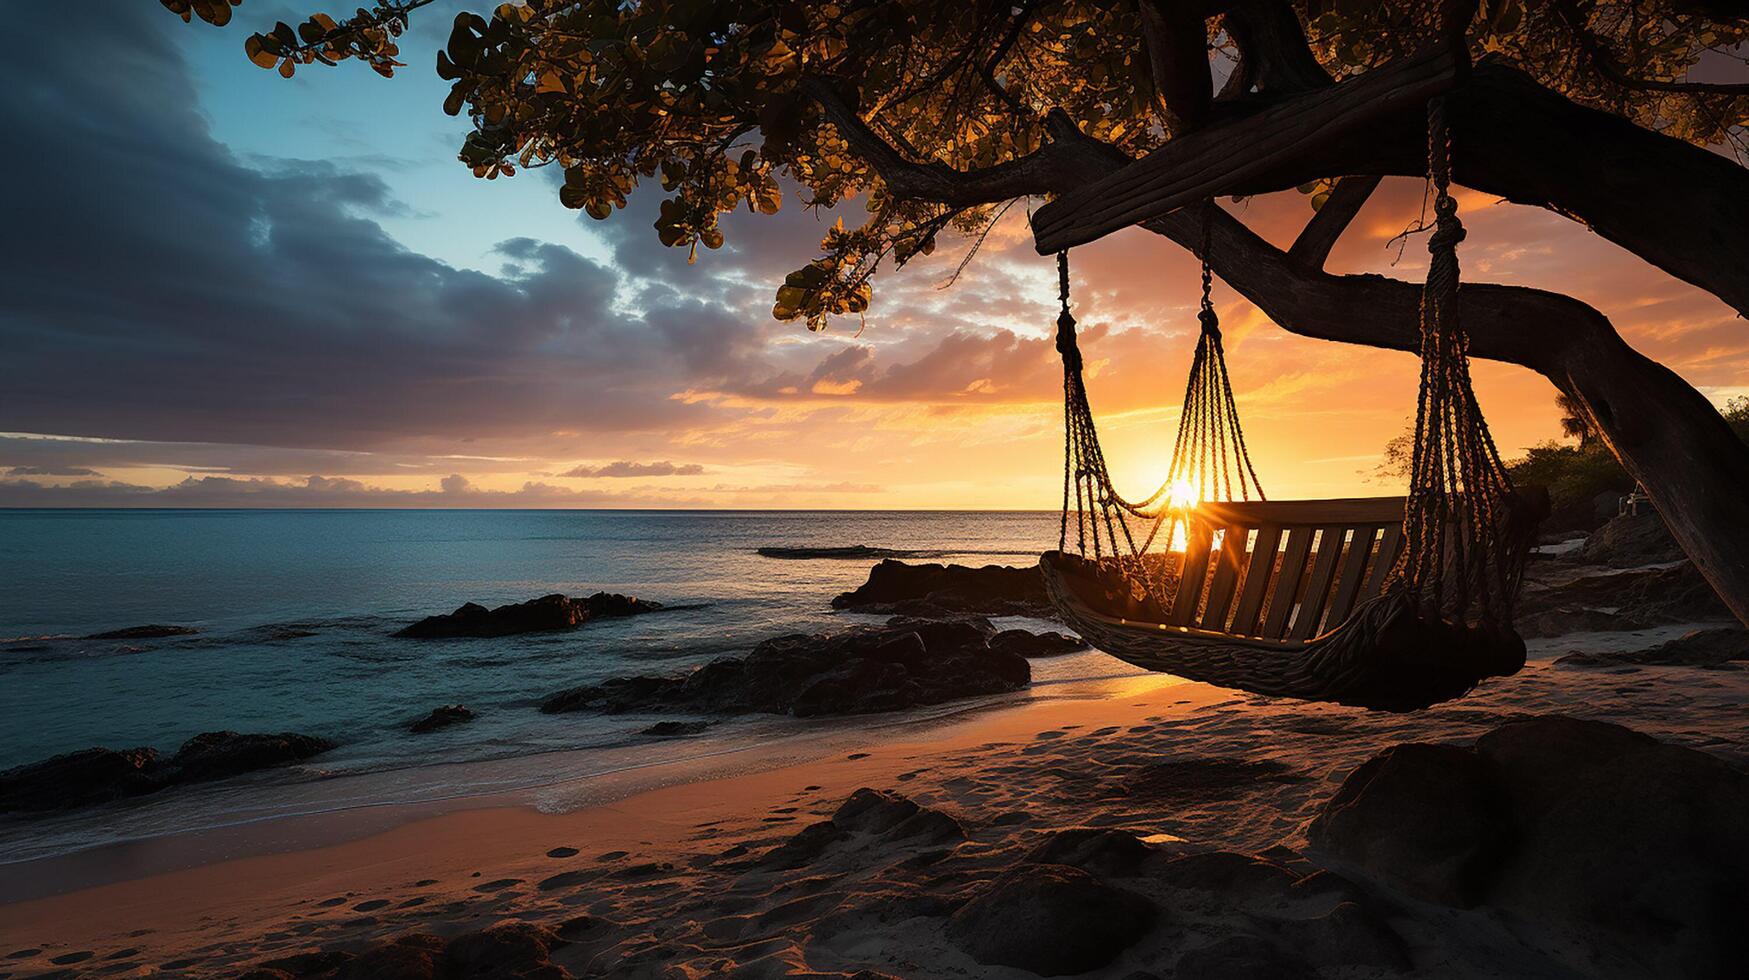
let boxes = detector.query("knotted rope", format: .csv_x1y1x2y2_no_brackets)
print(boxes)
1396,95,1525,627
1055,203,1265,608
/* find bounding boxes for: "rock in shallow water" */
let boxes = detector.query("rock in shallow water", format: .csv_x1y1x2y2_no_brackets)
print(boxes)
395,592,661,639
0,731,335,814
947,864,1155,976
409,704,476,734
85,624,199,640
540,620,1029,719
833,559,1053,618
1310,716,1749,979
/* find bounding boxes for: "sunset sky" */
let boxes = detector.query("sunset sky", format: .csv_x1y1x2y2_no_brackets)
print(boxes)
2,4,1744,509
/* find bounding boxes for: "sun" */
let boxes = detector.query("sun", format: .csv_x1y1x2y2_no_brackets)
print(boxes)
1166,477,1200,511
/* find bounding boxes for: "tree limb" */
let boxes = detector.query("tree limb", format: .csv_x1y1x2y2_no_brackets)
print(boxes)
1554,0,1749,96
800,76,1067,205
1218,0,1332,96
1287,174,1382,270
1138,0,1215,132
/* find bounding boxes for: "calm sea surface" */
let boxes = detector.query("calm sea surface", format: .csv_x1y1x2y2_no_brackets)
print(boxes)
1,509,1123,861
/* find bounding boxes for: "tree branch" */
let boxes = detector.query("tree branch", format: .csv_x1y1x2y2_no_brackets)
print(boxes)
1554,0,1749,96
1287,174,1382,270
1217,0,1332,96
800,76,1066,206
1138,0,1215,132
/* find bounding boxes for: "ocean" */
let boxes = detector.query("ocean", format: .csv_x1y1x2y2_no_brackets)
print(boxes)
0,509,1137,863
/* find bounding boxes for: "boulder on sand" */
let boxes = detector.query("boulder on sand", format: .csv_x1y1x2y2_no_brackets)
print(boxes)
1575,511,1684,566
541,619,1029,719
1517,560,1731,637
0,731,335,815
947,864,1155,976
396,592,662,638
833,560,1052,618
1309,716,1749,979
989,629,1088,658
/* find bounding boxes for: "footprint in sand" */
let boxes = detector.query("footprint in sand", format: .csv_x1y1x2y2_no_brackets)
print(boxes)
105,948,140,960
48,950,94,965
5,950,41,960
316,897,347,908
1034,730,1066,739
546,846,580,858
352,900,390,912
473,878,524,892
846,752,869,760
413,879,439,887
538,870,592,891
596,850,629,862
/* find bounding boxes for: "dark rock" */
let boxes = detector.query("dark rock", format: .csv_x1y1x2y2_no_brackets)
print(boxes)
1279,901,1412,973
396,592,661,639
1024,828,1160,878
1557,627,1749,668
1158,851,1303,903
85,625,198,640
332,933,444,980
442,921,569,979
988,629,1088,659
1519,561,1731,638
1312,716,1749,979
832,788,921,833
947,864,1155,976
1174,935,1315,980
1474,717,1749,978
259,949,354,975
0,746,160,813
757,545,921,560
887,807,968,845
761,820,850,870
409,705,475,734
640,720,708,737
1576,512,1684,566
1307,743,1508,906
541,621,1028,719
833,559,1053,618
165,731,335,784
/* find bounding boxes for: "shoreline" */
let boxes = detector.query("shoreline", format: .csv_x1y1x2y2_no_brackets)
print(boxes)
2,640,1745,976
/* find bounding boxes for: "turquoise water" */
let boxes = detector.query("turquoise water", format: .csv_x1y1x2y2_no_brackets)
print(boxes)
0,509,1063,776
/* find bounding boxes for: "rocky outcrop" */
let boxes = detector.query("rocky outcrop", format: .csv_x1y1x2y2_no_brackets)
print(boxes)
396,592,662,638
541,620,1029,719
833,560,1052,618
1557,627,1749,668
0,731,335,814
1518,560,1732,637
946,864,1155,976
409,704,476,734
85,624,198,640
989,629,1087,658
1575,512,1684,566
1309,717,1749,978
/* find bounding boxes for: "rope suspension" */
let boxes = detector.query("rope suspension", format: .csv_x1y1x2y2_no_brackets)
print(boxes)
1395,95,1526,629
1056,203,1265,610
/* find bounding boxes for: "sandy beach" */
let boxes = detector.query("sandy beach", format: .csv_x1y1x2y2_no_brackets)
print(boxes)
4,613,1744,978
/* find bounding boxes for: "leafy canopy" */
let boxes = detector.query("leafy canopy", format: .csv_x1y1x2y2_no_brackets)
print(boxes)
165,0,1749,331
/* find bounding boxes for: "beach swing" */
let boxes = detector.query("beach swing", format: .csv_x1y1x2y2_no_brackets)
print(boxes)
1037,97,1544,712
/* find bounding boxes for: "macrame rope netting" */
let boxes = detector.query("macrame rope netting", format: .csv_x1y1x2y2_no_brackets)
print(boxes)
1395,95,1526,628
1056,203,1264,608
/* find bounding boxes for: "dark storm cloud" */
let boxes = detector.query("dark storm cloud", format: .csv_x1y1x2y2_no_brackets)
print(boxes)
3,465,99,477
0,5,772,452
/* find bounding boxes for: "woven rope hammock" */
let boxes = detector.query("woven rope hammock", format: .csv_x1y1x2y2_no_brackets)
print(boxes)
1040,97,1544,712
